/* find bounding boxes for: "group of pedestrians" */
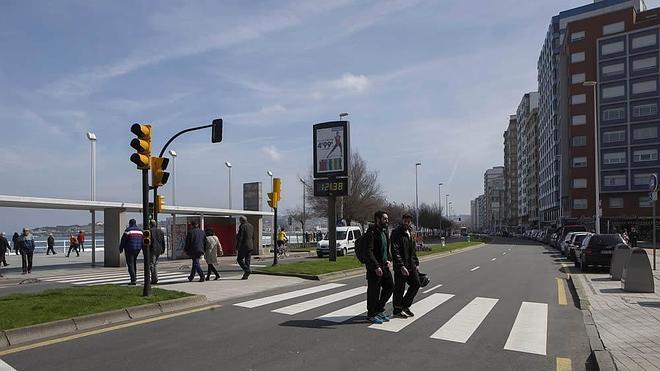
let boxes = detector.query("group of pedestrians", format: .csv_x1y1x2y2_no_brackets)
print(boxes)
0,228,37,275
363,211,421,324
118,219,165,285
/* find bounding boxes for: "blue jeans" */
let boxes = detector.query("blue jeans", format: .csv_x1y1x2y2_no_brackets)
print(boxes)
189,255,204,280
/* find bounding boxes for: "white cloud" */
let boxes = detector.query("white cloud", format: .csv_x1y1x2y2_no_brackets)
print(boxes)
331,73,371,94
261,145,282,161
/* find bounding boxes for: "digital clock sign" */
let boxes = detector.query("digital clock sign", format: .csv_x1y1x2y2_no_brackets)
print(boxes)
314,178,349,197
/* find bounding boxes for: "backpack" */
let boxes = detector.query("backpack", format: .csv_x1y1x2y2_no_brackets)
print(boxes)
354,230,370,264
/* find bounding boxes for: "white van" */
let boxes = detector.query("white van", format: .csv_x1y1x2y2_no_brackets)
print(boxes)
316,226,363,258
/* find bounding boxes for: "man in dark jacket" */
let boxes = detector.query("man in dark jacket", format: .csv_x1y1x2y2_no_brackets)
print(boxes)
0,232,9,267
390,214,421,319
119,219,143,285
46,233,56,255
184,220,205,282
149,220,165,284
236,216,254,280
17,228,36,274
364,210,394,324
12,232,19,255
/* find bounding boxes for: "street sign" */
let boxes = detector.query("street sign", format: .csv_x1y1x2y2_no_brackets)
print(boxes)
649,174,658,192
313,121,350,179
313,177,349,197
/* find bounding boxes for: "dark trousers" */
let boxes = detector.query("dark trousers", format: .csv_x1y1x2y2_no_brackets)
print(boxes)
237,249,251,273
366,267,394,317
67,245,79,257
46,246,56,255
79,241,84,251
189,256,204,280
21,251,33,273
206,264,219,279
125,251,139,283
0,251,7,266
393,268,421,312
149,253,160,283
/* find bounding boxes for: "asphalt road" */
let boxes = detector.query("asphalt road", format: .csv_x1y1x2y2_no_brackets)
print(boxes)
2,238,591,371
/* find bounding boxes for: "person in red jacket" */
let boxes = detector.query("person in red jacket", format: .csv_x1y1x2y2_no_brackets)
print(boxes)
77,230,86,252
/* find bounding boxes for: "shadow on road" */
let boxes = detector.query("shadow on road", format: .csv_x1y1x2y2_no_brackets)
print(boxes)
279,317,370,330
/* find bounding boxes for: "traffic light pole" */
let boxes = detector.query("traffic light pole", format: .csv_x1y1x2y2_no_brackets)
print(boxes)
142,169,152,297
272,207,278,266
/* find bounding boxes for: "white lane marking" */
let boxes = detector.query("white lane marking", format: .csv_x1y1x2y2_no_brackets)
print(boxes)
369,293,454,333
431,297,499,343
273,287,366,315
470,266,480,272
317,298,393,323
503,252,507,255
39,271,129,280
0,358,17,370
422,284,443,294
231,263,267,268
491,258,497,261
234,283,345,308
73,272,187,285
504,302,548,356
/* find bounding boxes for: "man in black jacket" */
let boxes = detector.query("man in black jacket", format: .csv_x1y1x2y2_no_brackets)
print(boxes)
46,233,56,255
184,220,206,282
149,220,165,284
364,210,394,324
0,232,8,268
390,214,420,319
236,216,254,280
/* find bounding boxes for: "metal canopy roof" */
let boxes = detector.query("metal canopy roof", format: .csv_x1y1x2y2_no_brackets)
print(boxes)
0,195,273,217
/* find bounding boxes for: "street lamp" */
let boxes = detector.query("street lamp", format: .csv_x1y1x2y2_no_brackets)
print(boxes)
169,150,177,260
339,112,349,121
225,161,232,209
584,80,601,234
415,162,422,229
299,177,306,248
438,182,444,237
86,132,97,266
338,112,348,221
266,170,274,249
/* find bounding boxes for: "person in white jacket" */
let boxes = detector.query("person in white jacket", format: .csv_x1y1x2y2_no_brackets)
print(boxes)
204,229,222,281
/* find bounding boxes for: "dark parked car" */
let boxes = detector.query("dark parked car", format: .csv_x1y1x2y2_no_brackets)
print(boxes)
575,234,627,271
542,228,557,245
554,225,588,250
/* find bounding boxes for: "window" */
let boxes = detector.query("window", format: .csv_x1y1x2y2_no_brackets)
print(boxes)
633,126,658,140
632,102,658,118
633,149,658,162
633,173,655,186
571,52,585,63
602,40,625,55
602,63,624,76
632,80,657,95
603,130,626,143
602,85,625,99
603,22,625,35
573,178,587,188
603,174,626,186
572,115,586,126
632,33,657,49
572,73,586,84
640,196,653,208
609,197,624,208
603,152,627,165
573,157,587,167
602,106,626,121
632,56,657,72
572,136,587,146
571,94,586,104
571,31,586,42
573,199,588,209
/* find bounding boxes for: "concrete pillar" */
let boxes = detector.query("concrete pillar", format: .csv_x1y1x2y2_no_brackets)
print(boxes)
247,215,263,255
104,208,127,267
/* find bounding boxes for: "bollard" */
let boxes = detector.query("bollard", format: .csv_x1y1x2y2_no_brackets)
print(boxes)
609,243,631,281
621,248,655,293
441,237,446,247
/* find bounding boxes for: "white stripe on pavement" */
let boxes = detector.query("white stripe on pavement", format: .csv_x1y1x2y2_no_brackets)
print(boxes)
0,358,16,370
504,302,548,356
52,272,132,283
503,252,507,255
317,298,393,323
273,287,366,315
234,283,345,308
470,266,480,272
369,293,454,333
39,271,129,280
74,272,187,285
430,297,499,343
491,258,497,261
422,284,443,294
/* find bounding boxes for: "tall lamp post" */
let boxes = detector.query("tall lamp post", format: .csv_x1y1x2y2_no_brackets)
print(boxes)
415,162,422,228
584,81,601,234
299,177,306,248
445,194,450,233
339,112,349,223
438,183,443,234
267,170,274,249
86,132,97,266
169,150,177,260
225,161,232,209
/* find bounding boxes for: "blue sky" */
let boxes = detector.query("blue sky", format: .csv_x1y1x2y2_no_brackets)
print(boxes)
2,0,657,232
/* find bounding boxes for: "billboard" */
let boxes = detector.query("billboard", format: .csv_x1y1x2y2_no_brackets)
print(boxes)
313,121,350,179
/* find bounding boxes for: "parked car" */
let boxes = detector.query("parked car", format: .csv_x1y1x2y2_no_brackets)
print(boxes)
550,233,560,249
316,226,362,258
555,225,588,251
536,231,545,242
567,232,592,261
575,234,627,271
542,228,557,245
560,232,577,256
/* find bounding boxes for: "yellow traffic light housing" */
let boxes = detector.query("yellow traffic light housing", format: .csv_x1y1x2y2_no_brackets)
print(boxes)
151,157,170,187
155,195,165,213
130,124,152,169
268,177,282,209
143,229,152,247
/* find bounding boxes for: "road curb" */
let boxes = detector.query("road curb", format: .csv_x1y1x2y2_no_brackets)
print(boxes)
567,275,617,371
252,243,487,281
0,294,208,349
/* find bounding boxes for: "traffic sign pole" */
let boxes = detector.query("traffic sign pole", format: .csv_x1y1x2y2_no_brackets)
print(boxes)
650,174,658,271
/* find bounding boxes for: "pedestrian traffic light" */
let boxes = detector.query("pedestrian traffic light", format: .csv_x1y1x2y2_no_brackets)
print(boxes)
268,177,282,209
130,124,152,169
143,229,151,247
151,157,170,187
211,118,223,143
155,195,165,213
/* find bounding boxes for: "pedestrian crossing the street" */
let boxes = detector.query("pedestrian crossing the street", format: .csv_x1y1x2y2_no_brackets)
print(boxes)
37,270,193,286
234,284,551,356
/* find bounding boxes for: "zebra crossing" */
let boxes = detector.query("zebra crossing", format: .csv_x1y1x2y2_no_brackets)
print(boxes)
37,269,193,286
234,284,550,356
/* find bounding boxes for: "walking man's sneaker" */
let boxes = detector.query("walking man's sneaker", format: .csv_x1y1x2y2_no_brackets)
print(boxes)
377,312,390,322
392,311,408,319
367,316,383,325
403,308,414,317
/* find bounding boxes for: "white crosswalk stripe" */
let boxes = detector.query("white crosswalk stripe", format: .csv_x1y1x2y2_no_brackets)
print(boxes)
234,283,345,308
75,272,188,285
37,270,190,286
369,293,454,333
273,287,366,315
317,297,393,323
430,297,498,343
504,302,548,356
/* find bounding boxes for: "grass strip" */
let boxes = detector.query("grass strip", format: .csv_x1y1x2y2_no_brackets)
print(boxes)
0,285,191,330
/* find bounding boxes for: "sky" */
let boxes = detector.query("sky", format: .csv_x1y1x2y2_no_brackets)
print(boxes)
2,0,659,232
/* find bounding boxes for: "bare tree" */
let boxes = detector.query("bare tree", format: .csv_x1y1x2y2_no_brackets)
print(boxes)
285,207,305,231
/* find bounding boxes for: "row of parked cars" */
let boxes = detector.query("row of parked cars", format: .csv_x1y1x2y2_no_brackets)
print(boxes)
523,225,628,271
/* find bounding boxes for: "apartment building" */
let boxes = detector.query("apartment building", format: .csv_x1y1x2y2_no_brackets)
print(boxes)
504,115,519,227
516,92,541,228
484,166,505,231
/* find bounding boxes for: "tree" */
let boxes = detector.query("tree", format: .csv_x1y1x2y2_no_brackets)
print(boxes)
285,207,305,231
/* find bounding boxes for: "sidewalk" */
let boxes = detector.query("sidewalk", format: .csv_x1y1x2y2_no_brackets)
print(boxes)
572,251,660,371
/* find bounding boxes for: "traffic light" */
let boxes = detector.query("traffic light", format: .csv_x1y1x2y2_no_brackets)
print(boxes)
268,177,282,209
155,195,165,213
151,157,170,187
212,119,223,143
143,229,152,248
130,124,152,169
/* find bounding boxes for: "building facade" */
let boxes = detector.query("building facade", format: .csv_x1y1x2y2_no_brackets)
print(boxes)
516,92,541,228
484,166,505,231
504,115,519,227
